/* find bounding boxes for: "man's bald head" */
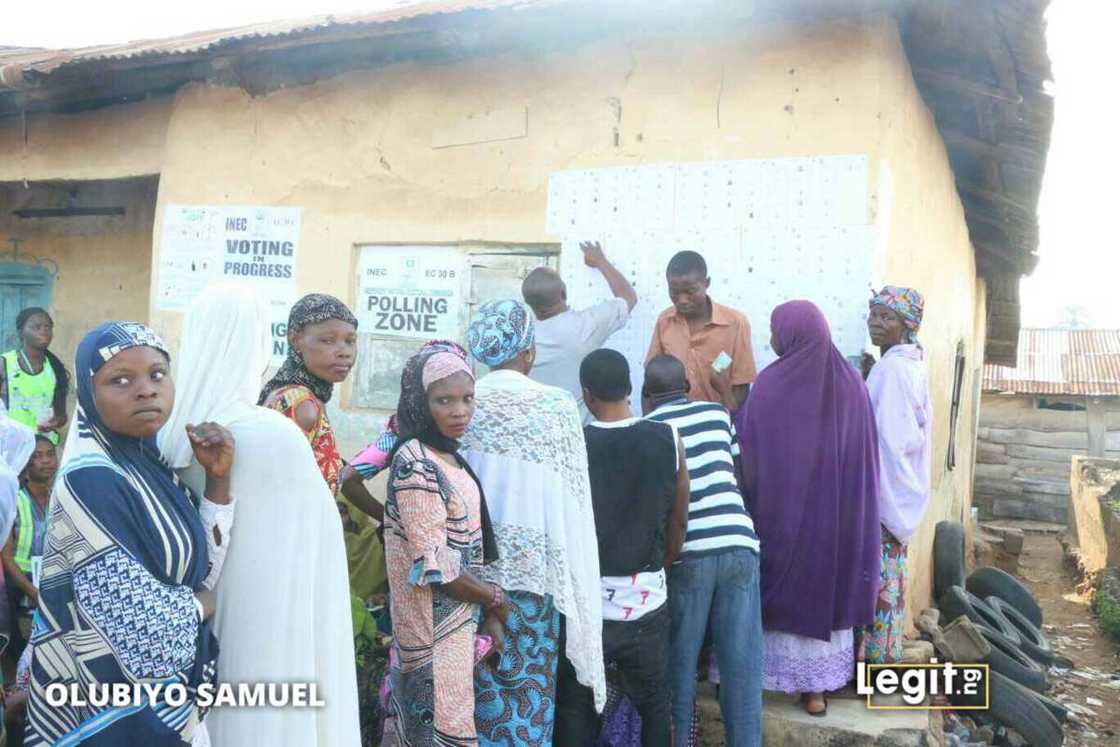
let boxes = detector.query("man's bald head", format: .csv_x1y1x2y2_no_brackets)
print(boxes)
522,267,567,318
644,354,689,400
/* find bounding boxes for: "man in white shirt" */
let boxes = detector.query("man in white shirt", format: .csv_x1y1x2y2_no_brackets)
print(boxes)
522,241,637,423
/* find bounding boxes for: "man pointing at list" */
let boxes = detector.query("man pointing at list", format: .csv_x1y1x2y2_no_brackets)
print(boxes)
522,241,637,423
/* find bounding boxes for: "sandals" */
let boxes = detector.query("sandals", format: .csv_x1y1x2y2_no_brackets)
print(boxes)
800,692,828,717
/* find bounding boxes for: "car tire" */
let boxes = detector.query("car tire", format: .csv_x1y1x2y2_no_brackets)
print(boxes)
967,567,1043,628
938,586,1022,647
973,621,1049,693
1032,691,1069,724
950,671,1063,746
986,596,1054,664
934,520,967,603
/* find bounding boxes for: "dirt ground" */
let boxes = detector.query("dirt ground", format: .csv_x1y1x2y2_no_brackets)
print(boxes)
694,530,1120,746
1013,531,1120,745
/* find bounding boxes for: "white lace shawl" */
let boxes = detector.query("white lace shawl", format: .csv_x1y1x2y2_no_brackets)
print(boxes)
460,370,606,711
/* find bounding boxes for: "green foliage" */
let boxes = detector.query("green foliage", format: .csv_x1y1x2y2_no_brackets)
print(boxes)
1092,580,1120,641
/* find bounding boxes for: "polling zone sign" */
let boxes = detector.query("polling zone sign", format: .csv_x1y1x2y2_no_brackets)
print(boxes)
158,204,301,364
356,246,463,339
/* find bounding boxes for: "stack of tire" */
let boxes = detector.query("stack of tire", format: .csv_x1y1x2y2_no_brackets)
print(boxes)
933,521,1067,747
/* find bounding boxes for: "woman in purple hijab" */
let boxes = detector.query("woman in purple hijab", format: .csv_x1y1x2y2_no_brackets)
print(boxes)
736,300,880,717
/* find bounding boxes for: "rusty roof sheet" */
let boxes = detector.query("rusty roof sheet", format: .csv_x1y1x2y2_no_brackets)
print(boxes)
983,328,1120,396
0,0,553,78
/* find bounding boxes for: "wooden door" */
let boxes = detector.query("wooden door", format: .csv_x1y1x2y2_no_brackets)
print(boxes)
0,263,54,352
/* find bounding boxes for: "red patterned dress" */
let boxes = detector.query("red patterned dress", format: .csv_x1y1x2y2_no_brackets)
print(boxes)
262,384,343,494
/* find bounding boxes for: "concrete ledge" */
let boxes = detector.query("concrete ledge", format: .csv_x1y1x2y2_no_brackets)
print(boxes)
695,685,938,746
761,693,936,746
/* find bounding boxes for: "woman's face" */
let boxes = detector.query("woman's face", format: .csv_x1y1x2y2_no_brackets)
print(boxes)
92,346,174,439
868,305,907,347
290,319,357,384
426,372,475,440
21,313,53,351
26,439,58,483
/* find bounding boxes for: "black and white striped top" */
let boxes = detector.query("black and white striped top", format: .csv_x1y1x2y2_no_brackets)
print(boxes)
646,397,759,559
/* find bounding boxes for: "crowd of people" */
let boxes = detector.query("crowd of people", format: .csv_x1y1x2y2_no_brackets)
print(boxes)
0,242,933,747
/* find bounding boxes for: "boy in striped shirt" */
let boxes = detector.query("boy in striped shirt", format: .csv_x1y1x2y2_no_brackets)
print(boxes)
644,354,762,747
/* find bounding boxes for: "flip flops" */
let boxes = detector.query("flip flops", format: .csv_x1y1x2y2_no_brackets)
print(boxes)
800,692,828,717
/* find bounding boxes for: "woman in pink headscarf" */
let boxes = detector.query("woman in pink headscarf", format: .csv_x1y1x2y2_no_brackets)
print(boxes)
736,300,880,716
380,343,507,745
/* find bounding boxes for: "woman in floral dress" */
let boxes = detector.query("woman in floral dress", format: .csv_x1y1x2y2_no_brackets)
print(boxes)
381,344,506,745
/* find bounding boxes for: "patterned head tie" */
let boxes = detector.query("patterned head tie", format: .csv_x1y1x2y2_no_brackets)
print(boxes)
386,340,468,436
870,285,925,344
417,339,468,361
91,322,169,371
258,293,358,405
394,342,476,450
287,293,358,333
73,321,172,447
421,351,473,390
467,299,535,368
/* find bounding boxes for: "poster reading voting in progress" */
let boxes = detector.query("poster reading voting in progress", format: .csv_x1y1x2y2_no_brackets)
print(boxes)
356,246,464,340
547,155,875,407
158,204,301,365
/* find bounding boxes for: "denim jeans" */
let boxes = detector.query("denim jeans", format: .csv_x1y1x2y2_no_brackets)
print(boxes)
669,549,762,747
554,603,671,747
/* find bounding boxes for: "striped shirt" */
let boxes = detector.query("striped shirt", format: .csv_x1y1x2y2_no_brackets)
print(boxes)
647,397,759,558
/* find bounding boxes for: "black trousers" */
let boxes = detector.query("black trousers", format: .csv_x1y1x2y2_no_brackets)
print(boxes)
554,603,672,747
6,584,29,662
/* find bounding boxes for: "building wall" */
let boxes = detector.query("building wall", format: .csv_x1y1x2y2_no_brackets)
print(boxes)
867,18,987,627
1069,456,1120,577
0,99,172,182
975,393,1120,524
0,178,157,384
0,10,985,625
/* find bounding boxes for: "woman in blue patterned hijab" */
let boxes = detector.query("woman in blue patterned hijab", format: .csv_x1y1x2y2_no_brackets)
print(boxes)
26,322,234,747
467,299,535,368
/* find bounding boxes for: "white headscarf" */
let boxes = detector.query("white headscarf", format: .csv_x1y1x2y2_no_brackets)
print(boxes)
0,403,36,539
159,282,360,747
0,403,36,475
158,282,272,466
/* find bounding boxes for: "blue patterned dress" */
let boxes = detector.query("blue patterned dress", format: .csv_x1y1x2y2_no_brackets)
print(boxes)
474,592,561,745
25,322,219,746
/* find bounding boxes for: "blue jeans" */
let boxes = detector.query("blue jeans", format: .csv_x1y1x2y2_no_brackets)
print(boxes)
668,549,762,747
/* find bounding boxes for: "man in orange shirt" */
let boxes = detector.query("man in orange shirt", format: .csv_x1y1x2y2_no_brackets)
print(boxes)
645,251,756,412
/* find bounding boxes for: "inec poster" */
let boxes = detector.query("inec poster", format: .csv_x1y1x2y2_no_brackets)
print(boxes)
356,246,463,340
158,204,301,364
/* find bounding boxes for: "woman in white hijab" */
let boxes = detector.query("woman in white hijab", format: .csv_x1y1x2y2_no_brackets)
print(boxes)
0,405,35,660
0,404,35,541
158,283,360,747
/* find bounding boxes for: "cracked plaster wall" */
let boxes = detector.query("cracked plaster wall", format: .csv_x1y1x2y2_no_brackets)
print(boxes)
0,10,984,623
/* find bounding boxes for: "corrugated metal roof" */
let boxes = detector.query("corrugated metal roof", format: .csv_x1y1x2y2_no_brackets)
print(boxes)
0,0,553,81
983,328,1120,396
